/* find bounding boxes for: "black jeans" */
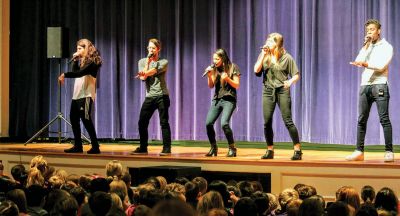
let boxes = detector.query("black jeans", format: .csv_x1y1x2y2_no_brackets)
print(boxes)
262,86,300,146
70,97,98,147
205,98,237,145
138,95,171,148
357,84,392,152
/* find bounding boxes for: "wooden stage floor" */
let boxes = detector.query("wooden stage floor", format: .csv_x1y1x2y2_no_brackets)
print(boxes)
1,142,400,199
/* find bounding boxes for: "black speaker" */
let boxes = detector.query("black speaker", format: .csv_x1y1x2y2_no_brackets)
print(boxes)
47,27,68,58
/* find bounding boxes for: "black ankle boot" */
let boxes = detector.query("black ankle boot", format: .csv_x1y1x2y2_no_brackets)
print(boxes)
205,144,218,157
227,145,237,157
261,150,274,159
64,146,83,153
291,150,303,160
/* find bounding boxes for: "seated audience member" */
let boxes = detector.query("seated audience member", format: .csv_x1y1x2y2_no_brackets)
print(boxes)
286,199,302,216
192,177,208,197
326,201,350,216
250,191,270,216
250,181,264,192
336,186,361,212
0,200,19,216
361,185,375,205
298,196,325,216
185,181,200,209
207,208,228,216
69,186,87,216
208,180,231,208
153,199,196,216
237,181,254,197
234,197,258,216
88,191,112,216
156,176,168,191
356,204,378,216
25,184,47,216
106,160,123,180
266,193,280,215
277,188,299,215
174,177,190,185
297,184,317,200
10,164,28,188
197,191,225,216
374,187,398,216
6,189,29,216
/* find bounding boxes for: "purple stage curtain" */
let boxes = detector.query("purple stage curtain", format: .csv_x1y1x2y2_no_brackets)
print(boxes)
10,0,400,145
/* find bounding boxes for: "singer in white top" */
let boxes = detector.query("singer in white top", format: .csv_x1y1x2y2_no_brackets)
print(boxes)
347,19,394,162
58,39,102,154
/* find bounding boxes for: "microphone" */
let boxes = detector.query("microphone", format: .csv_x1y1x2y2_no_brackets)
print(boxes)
147,53,154,58
202,64,216,77
363,36,371,46
67,55,79,64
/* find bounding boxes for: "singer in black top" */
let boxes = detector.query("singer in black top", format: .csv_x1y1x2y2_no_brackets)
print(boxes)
204,48,241,157
131,38,171,156
58,39,102,154
254,33,302,160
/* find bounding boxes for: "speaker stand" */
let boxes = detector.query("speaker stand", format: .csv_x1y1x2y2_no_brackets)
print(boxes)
25,58,91,145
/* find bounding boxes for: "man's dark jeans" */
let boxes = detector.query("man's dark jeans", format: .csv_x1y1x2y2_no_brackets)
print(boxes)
138,95,171,148
357,84,392,152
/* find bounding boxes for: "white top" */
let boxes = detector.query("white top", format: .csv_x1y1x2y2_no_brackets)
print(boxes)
72,75,97,100
355,38,393,86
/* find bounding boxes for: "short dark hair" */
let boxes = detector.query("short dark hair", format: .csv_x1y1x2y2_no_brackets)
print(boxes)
365,19,381,29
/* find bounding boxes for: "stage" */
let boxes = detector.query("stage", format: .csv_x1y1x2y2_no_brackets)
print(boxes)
1,142,400,200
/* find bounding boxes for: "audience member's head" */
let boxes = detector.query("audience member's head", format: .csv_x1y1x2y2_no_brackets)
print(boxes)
26,167,45,187
326,201,350,216
10,164,27,186
197,191,224,216
250,181,263,192
297,184,317,200
250,191,270,216
145,176,161,189
237,181,254,197
234,197,258,216
174,177,190,185
25,184,46,207
0,200,19,216
132,205,153,216
106,160,123,179
193,177,208,196
286,199,302,216
153,199,196,216
208,180,230,207
156,176,167,191
266,193,280,215
207,208,228,216
278,188,299,213
69,186,87,207
43,189,70,213
361,185,375,204
165,182,186,201
29,155,48,174
89,191,112,216
51,194,79,216
185,181,200,202
137,187,164,208
90,177,110,193
374,187,398,215
336,186,361,211
298,196,325,216
6,189,28,214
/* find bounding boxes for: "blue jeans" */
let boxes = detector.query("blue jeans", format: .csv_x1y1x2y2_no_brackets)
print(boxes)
263,86,300,146
206,98,236,145
357,84,392,152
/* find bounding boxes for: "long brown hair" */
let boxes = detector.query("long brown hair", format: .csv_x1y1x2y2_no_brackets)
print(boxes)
214,48,232,76
77,39,102,67
264,32,286,66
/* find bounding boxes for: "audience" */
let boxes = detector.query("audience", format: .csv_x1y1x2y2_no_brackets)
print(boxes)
2,155,399,216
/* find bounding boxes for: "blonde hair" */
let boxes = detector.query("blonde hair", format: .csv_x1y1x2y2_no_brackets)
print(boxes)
29,155,47,174
106,160,123,179
156,176,167,191
197,191,225,216
26,167,45,187
110,193,124,210
264,32,286,66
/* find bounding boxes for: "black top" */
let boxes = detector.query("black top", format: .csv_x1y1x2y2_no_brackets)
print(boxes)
64,61,100,78
214,63,241,101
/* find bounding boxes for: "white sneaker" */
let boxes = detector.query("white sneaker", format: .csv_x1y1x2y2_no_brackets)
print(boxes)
384,151,394,162
345,150,364,161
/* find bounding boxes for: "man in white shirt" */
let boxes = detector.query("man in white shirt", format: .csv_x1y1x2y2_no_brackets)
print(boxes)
346,19,394,162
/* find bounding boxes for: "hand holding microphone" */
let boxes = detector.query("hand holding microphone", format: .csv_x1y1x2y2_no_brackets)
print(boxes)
68,52,80,63
363,35,371,46
202,64,216,77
